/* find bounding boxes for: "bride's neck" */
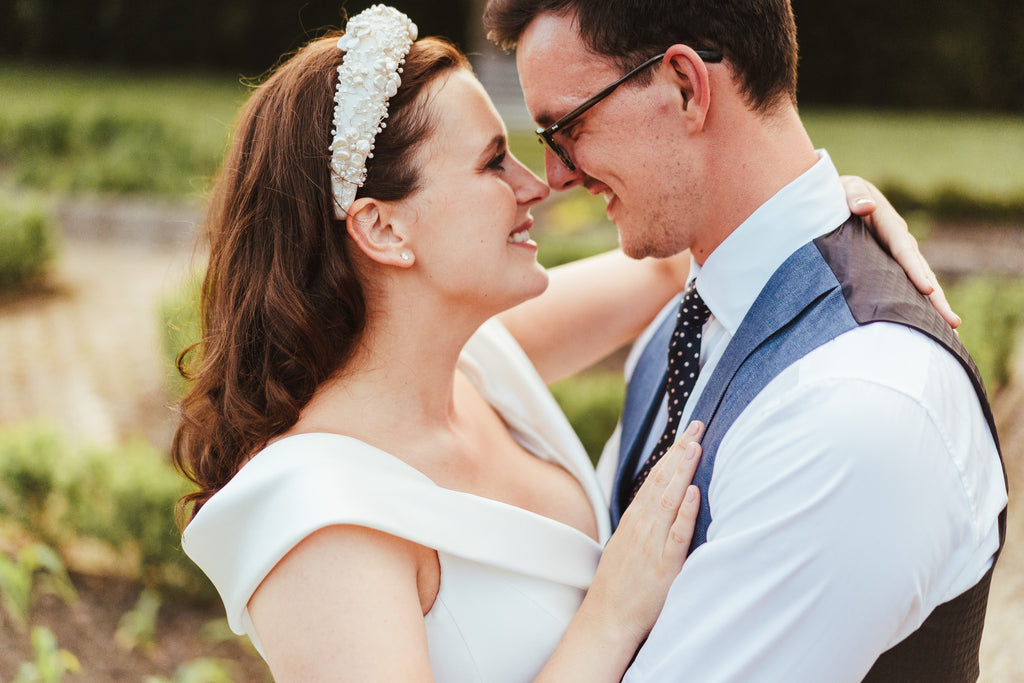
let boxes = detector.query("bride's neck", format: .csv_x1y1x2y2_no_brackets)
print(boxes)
301,299,483,435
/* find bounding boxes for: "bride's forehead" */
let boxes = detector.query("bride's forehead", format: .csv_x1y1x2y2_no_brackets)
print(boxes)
430,69,492,113
425,71,504,139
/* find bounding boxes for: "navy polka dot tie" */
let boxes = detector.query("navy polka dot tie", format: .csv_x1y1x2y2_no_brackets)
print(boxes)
629,281,711,503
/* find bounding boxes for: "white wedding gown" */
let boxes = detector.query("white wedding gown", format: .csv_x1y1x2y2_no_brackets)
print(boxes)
182,319,612,681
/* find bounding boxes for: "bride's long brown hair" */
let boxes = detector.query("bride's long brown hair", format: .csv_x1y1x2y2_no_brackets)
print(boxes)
172,33,469,522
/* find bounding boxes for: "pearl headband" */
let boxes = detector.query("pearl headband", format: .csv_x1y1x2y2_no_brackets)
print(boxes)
329,5,418,218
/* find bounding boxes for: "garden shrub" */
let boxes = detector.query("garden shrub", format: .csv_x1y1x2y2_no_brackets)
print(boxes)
7,112,218,196
159,272,203,399
0,421,213,597
550,372,626,464
0,200,58,292
0,91,230,196
948,276,1024,393
0,423,65,536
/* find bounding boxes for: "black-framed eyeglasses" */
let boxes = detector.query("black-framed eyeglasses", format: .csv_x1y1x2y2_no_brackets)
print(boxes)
536,49,724,172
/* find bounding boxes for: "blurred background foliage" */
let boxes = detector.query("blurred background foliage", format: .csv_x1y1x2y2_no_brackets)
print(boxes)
0,0,471,74
0,0,1021,111
792,0,1024,112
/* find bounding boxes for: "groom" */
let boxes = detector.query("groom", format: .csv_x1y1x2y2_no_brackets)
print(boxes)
485,0,1008,680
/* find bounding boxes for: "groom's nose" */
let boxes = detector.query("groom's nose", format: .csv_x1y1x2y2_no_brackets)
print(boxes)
543,147,584,192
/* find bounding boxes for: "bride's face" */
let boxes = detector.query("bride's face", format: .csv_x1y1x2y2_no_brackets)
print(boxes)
398,69,551,313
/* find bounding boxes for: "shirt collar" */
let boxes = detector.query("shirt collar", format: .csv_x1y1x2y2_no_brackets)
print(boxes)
691,150,851,335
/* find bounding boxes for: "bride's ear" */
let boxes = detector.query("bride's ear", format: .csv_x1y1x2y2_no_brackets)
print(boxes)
345,198,415,267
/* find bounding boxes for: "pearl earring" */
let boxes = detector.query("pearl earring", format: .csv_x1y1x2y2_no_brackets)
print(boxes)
400,252,411,261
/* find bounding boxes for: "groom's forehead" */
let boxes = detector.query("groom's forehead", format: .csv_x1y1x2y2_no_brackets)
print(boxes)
516,11,588,63
516,15,616,82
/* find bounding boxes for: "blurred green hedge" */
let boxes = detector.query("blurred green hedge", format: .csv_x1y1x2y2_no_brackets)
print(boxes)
0,109,225,196
0,200,58,292
948,276,1024,393
159,272,204,399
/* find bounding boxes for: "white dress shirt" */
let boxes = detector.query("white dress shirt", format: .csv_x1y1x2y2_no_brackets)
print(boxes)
599,152,1007,682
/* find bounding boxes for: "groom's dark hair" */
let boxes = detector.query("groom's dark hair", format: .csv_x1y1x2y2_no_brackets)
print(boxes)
483,0,798,113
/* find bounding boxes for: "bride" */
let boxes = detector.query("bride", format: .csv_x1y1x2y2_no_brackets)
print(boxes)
175,6,951,681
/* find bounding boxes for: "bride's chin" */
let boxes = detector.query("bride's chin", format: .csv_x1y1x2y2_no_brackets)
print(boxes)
503,269,550,310
526,266,550,296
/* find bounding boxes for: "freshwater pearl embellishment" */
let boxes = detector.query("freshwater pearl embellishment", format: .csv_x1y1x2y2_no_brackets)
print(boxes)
330,5,417,218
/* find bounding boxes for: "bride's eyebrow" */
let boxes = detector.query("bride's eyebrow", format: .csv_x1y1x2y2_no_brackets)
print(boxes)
477,134,507,162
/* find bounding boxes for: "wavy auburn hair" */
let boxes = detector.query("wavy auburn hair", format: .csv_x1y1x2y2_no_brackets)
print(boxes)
172,33,469,521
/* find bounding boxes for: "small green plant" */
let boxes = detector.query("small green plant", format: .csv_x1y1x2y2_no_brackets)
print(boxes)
198,617,259,655
0,544,79,628
115,587,162,653
12,626,81,683
146,657,237,683
0,199,58,292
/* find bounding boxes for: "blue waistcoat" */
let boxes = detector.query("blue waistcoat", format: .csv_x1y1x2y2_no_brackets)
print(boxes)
613,217,1006,681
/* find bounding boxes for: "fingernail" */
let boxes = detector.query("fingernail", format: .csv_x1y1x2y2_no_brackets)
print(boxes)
685,486,698,502
686,421,701,436
855,197,874,206
686,443,699,460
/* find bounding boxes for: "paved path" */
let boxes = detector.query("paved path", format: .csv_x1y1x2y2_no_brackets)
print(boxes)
0,198,201,449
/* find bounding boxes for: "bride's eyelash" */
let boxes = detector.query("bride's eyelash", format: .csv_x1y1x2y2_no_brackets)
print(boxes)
486,151,507,171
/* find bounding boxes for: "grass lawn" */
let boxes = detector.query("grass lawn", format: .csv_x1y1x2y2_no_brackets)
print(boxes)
803,108,1024,205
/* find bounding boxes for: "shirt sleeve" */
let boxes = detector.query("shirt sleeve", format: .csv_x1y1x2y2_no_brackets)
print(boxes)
624,327,1004,682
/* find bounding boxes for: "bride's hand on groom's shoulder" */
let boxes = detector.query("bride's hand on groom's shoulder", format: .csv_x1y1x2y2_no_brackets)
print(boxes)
841,175,960,329
589,421,704,643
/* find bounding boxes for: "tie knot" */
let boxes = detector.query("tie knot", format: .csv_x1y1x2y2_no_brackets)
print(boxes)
678,282,711,327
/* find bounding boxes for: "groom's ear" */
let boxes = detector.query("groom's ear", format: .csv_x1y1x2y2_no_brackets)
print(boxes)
663,45,711,130
345,198,414,267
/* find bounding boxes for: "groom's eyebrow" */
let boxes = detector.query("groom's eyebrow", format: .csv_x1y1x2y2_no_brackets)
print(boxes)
534,101,579,128
533,112,556,128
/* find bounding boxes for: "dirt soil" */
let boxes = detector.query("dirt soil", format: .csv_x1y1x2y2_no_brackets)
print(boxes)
0,198,1021,681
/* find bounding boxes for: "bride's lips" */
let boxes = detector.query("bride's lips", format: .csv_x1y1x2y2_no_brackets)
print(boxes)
508,220,536,248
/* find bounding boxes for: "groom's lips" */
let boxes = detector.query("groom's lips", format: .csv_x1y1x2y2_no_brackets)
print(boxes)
604,192,617,218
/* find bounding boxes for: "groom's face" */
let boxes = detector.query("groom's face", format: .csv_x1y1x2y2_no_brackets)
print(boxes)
516,12,703,259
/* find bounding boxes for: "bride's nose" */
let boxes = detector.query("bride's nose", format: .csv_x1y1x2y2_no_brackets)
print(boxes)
509,155,550,207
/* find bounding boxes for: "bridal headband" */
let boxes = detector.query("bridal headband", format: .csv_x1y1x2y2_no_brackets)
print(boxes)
330,5,418,218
